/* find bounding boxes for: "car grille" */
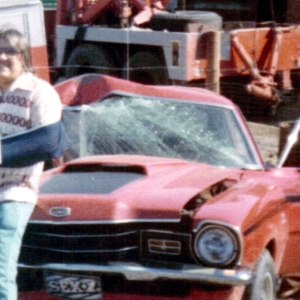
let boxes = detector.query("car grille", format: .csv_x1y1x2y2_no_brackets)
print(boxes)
19,222,194,265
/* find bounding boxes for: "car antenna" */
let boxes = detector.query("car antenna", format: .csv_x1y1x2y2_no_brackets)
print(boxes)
277,117,300,167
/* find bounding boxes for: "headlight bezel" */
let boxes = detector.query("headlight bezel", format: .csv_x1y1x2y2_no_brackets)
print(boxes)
193,221,242,268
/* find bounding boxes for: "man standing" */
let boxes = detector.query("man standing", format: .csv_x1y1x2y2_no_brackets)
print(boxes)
0,26,64,299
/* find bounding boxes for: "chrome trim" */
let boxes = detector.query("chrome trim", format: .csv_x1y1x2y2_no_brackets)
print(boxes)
28,219,181,225
238,116,264,169
22,244,137,254
18,262,253,286
27,230,137,238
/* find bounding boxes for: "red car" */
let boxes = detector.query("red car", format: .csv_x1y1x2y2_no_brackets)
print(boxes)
18,74,300,300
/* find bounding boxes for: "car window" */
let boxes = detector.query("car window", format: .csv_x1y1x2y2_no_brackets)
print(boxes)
62,95,259,168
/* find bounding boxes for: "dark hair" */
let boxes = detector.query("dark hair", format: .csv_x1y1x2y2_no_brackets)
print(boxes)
0,27,33,72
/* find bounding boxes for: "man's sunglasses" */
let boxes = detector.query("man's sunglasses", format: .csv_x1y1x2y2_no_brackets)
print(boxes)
0,47,20,55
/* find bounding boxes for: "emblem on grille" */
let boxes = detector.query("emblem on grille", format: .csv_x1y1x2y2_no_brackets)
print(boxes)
148,239,181,255
49,206,71,217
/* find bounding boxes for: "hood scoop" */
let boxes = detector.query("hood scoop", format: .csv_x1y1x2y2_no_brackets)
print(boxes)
40,163,146,194
63,163,146,174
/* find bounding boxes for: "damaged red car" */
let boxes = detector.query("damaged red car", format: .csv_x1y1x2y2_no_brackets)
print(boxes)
17,74,300,300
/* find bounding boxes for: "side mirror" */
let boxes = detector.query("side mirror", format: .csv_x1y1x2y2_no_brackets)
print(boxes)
278,118,300,167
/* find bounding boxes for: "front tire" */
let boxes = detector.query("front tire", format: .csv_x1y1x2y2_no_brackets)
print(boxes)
244,250,277,300
122,52,168,85
65,44,116,78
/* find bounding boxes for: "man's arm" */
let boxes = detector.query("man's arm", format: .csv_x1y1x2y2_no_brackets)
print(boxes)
0,121,67,168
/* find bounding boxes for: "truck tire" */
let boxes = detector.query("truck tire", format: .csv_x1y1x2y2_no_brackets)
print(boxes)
122,52,168,85
65,44,115,78
244,250,277,300
150,10,222,32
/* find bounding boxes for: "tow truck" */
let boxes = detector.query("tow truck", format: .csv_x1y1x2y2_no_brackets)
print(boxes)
39,0,300,118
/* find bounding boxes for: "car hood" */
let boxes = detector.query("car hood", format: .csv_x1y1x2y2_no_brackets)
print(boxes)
32,155,243,222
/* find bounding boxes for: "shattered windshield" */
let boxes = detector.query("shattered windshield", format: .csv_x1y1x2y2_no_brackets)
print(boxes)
62,95,259,168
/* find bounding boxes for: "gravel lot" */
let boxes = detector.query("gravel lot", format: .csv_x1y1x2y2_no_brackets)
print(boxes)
248,122,280,166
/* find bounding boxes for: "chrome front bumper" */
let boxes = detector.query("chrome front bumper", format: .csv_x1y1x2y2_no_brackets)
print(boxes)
19,261,253,286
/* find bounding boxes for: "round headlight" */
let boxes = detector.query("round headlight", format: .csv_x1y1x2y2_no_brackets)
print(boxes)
194,225,238,267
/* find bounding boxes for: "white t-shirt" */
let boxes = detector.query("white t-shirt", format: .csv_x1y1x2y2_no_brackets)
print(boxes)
0,72,62,204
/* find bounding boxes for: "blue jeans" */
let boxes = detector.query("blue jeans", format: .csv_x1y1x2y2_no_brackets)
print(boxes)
0,201,34,300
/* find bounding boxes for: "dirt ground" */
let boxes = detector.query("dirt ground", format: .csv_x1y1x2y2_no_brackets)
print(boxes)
248,121,280,165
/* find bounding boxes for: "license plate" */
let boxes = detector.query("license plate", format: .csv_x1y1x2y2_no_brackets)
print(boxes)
44,271,102,299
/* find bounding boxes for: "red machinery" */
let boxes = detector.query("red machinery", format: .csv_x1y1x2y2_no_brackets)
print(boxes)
46,0,300,116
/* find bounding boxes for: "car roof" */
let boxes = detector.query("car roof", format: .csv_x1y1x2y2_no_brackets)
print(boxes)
55,74,235,108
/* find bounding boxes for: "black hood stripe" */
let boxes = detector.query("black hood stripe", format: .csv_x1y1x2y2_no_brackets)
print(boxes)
40,171,144,194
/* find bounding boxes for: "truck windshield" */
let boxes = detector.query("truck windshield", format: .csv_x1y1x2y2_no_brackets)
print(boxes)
62,95,259,168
